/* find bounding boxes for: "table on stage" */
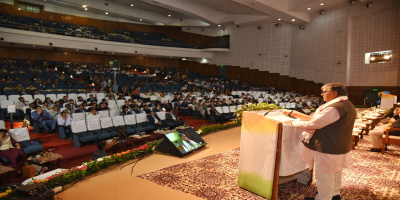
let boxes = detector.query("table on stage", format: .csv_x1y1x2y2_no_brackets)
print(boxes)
238,110,310,200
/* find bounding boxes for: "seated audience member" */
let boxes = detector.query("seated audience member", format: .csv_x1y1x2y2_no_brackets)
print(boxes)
368,108,400,152
152,104,163,113
98,103,110,111
42,101,53,111
76,96,85,104
180,99,191,116
57,111,73,138
59,96,69,105
87,104,98,112
122,101,132,111
48,106,59,120
64,104,75,114
68,99,78,110
75,104,87,113
166,109,185,127
32,106,57,133
87,109,101,120
0,129,28,174
87,94,96,102
92,138,118,160
45,97,54,106
15,97,29,113
147,111,165,130
132,105,142,114
210,106,225,123
143,105,151,115
121,107,132,116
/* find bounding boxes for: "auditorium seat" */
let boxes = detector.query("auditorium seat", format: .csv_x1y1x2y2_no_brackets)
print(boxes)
8,127,43,155
87,119,111,140
71,120,97,147
100,117,119,137
381,127,400,154
136,113,156,132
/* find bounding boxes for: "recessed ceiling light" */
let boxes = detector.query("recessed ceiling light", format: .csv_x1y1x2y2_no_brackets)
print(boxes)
278,18,281,21
139,19,142,21
308,8,311,10
218,24,221,27
130,4,134,6
84,8,88,10
320,3,324,6
292,19,295,21
168,14,171,17
82,5,87,8
105,12,108,15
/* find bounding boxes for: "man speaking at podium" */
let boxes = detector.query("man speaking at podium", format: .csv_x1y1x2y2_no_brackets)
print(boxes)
285,83,356,200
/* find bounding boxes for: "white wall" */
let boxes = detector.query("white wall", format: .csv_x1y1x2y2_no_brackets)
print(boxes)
210,23,292,75
212,0,400,86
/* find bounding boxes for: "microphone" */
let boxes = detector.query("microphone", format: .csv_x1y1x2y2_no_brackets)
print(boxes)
288,110,297,119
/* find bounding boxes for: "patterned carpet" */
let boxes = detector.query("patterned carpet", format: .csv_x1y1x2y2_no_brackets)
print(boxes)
138,135,400,200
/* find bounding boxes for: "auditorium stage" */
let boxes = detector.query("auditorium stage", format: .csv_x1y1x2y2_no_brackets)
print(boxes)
58,127,242,200
57,125,400,200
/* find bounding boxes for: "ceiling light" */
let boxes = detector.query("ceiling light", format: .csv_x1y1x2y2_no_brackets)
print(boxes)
370,57,375,60
320,3,324,5
168,14,171,17
105,12,108,15
139,19,142,21
292,19,295,21
218,24,221,27
384,55,391,59
308,8,311,10
131,4,134,6
84,8,88,10
278,18,281,21
82,5,87,8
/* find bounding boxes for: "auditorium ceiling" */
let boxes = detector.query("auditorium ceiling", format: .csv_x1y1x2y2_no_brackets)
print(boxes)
37,0,348,27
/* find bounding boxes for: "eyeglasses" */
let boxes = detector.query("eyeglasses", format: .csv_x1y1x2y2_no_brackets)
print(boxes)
321,91,333,94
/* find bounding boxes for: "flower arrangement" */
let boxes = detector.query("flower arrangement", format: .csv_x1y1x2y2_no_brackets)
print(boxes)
27,141,159,188
234,103,282,123
197,121,240,135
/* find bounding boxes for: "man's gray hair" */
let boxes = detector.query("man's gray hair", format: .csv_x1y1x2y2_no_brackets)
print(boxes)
322,82,348,96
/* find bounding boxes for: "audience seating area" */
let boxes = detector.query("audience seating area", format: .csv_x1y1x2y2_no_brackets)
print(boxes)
0,12,197,49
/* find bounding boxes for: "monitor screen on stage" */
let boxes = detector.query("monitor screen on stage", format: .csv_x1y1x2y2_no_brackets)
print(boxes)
164,129,206,155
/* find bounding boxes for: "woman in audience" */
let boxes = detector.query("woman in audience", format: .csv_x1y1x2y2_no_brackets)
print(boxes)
0,129,28,174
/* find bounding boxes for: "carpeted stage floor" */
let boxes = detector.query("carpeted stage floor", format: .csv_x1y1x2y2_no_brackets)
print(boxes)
57,126,400,200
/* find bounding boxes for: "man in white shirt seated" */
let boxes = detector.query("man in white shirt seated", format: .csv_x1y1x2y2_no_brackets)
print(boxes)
57,111,73,138
87,109,101,120
15,97,29,113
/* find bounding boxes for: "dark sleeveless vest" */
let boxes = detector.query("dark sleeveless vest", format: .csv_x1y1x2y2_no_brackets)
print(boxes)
304,100,356,154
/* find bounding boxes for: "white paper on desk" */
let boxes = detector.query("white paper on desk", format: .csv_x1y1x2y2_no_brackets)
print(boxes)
9,127,30,142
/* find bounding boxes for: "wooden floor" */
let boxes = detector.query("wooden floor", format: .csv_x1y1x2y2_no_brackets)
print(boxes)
58,126,242,200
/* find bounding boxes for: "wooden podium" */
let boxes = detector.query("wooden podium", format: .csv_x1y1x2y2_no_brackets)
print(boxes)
238,111,309,200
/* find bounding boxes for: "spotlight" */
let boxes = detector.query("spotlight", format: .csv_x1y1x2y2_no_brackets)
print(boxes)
0,37,3,41
275,23,281,27
134,51,138,53
299,25,305,29
257,26,263,30
350,0,356,5
319,10,326,15
49,42,53,46
366,2,373,8
105,2,108,6
95,47,98,50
